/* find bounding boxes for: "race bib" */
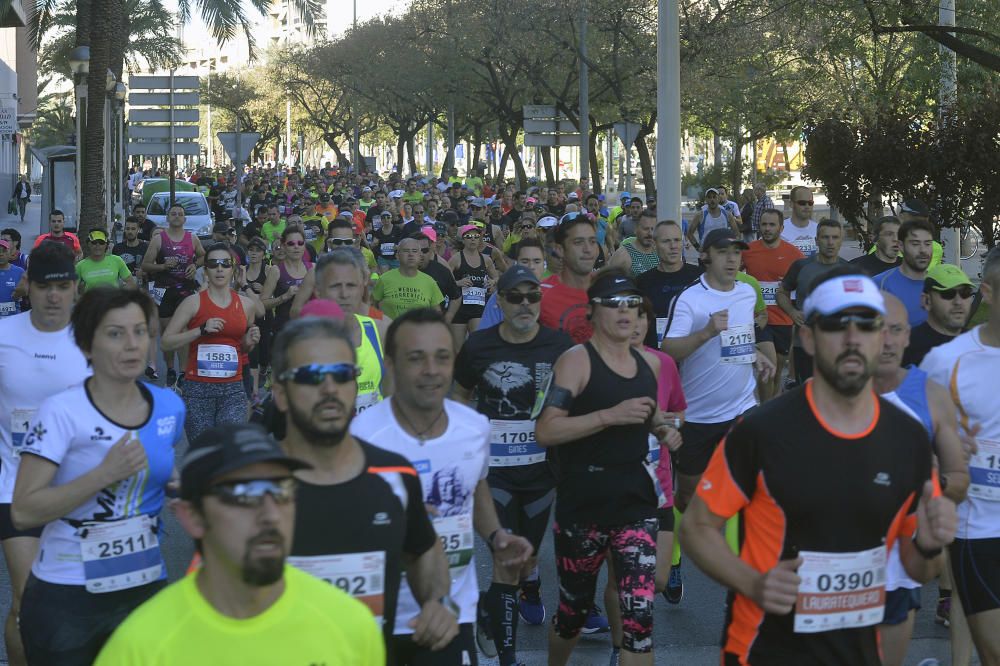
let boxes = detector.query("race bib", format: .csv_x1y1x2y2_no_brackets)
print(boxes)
643,435,668,508
794,545,886,633
760,282,779,307
434,513,474,575
380,243,395,256
0,301,15,316
795,238,818,256
11,408,36,457
355,391,381,415
289,551,386,625
968,439,1000,501
720,323,756,364
80,515,163,593
656,317,668,344
462,286,487,307
149,286,166,305
196,344,239,378
489,419,544,467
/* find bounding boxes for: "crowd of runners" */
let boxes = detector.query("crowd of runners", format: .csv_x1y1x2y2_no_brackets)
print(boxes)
0,163,996,666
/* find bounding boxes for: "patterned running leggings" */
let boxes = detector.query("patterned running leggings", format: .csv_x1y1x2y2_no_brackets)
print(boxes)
552,517,657,653
182,379,248,443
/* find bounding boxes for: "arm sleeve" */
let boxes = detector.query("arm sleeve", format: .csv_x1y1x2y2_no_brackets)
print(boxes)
782,259,803,291
20,398,74,465
696,420,759,519
478,294,503,329
453,340,478,389
665,294,694,339
402,471,438,558
371,278,385,302
116,257,132,280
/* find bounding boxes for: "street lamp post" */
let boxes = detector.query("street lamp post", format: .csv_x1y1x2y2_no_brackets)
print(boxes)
68,45,90,230
103,69,116,231
113,81,127,236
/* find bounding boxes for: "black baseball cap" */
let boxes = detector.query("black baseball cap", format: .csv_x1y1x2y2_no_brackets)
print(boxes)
587,272,640,300
899,198,930,217
702,228,749,251
180,424,310,500
497,265,541,292
212,222,231,234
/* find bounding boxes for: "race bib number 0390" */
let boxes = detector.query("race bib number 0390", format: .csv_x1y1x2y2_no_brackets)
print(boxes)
794,545,886,633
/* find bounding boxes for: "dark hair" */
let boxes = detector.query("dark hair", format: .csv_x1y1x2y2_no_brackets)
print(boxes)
384,307,449,360
639,208,657,222
872,216,900,236
817,218,842,234
1,228,21,245
554,213,596,245
898,218,936,244
639,295,655,323
28,240,75,280
203,242,233,261
409,232,431,244
982,247,1000,287
328,219,354,234
71,287,156,358
281,224,305,242
514,237,544,258
758,208,783,226
585,193,600,205
50,209,65,219
272,317,356,381
123,216,139,227
132,202,145,210
805,264,862,298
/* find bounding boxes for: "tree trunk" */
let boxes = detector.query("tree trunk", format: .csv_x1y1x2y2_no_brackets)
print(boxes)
589,127,601,193
497,145,509,183
80,0,114,236
406,130,417,175
541,147,555,186
730,133,744,196
634,135,654,197
713,131,723,170
439,144,454,180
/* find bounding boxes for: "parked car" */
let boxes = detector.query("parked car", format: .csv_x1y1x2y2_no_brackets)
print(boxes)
146,192,214,239
132,178,197,208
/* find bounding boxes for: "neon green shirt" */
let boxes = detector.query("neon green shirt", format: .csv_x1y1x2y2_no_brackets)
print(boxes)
372,269,444,319
736,271,767,315
75,255,131,291
95,566,384,666
261,220,286,244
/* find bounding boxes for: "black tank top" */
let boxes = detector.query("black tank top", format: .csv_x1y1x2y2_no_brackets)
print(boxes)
556,342,659,526
454,250,489,288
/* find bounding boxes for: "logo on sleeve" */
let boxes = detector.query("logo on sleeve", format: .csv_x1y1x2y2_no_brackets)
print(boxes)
91,426,113,441
873,472,891,487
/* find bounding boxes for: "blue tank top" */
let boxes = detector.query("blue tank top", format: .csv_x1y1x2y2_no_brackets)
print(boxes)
883,366,934,440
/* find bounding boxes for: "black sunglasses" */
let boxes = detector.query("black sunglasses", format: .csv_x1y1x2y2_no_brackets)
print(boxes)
811,313,883,332
278,363,361,385
89,239,107,245
206,258,234,269
933,287,974,300
207,478,297,507
591,295,642,309
328,238,354,246
503,290,542,305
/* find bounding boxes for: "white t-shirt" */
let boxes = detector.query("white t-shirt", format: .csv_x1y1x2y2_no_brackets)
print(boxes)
350,397,489,634
22,382,184,585
781,218,818,256
921,327,1000,540
0,313,91,503
665,276,758,423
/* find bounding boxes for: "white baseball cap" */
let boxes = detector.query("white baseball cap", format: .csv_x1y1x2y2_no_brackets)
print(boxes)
803,274,886,320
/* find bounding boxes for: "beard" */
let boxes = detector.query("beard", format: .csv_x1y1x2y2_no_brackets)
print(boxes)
815,348,875,397
241,528,286,587
287,397,352,448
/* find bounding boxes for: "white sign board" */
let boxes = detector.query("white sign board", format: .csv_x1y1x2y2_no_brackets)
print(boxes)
0,108,16,133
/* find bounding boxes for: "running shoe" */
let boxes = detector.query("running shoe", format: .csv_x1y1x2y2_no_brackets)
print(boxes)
935,596,951,627
664,563,683,604
166,368,177,388
581,606,610,635
475,594,498,658
518,580,546,626
144,366,159,382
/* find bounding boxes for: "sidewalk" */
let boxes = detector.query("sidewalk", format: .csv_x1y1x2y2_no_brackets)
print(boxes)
0,194,42,249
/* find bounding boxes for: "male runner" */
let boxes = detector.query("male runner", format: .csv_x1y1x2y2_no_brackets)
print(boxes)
0,242,90,665
742,209,805,399
32,209,82,261
141,202,206,388
479,238,547,330
777,218,850,385
352,308,533,664
454,265,573,663
97,424,384,665
687,188,740,250
873,292,970,666
903,264,974,367
682,270,957,665
780,185,818,256
635,220,702,349
607,209,659,279
539,213,598,344
921,247,1000,665
874,217,937,327
662,228,775,603
850,215,901,277
372,238,445,319
0,239,26,317
271,317,457,659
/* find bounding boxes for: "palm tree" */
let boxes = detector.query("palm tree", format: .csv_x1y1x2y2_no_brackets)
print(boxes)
19,0,323,236
25,92,76,148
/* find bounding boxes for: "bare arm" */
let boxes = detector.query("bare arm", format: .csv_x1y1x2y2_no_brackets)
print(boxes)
140,234,164,274
260,266,286,310
606,246,632,273
679,495,764,602
403,540,451,604
160,295,201,351
661,314,722,361
776,285,804,326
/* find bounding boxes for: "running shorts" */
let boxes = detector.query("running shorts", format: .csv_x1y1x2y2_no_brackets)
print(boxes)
883,587,921,625
766,324,792,356
157,286,192,319
672,419,737,477
951,537,1000,616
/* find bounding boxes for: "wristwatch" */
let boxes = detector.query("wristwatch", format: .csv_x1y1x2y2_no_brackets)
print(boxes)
199,322,208,336
438,594,460,617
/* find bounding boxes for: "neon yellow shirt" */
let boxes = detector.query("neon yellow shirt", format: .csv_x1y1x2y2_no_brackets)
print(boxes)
372,269,444,319
95,566,384,666
75,255,131,291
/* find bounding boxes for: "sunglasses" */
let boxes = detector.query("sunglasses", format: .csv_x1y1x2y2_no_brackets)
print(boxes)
518,224,536,231
206,258,234,269
796,200,815,206
419,247,431,254
591,295,642,309
933,287,974,300
207,478,297,507
414,210,425,215
463,234,482,240
811,313,884,332
503,290,542,305
278,362,361,385
328,238,354,246
89,239,107,245
284,239,305,247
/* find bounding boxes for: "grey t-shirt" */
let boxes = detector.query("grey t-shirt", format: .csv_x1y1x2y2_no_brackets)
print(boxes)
782,256,851,347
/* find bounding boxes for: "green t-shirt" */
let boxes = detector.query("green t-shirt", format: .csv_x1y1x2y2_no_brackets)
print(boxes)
402,192,424,204
736,271,767,315
465,177,484,195
76,255,131,291
261,220,286,243
372,269,444,319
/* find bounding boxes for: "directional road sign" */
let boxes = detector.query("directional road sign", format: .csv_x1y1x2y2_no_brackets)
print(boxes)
217,132,261,166
614,121,641,148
